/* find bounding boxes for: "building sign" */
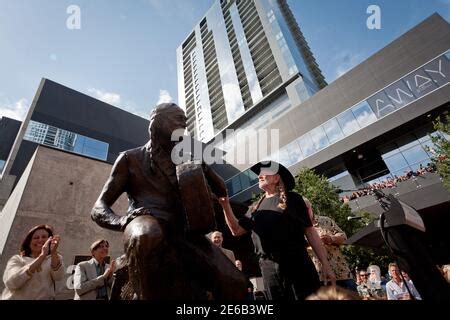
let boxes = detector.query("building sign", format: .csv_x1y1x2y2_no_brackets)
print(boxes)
367,53,449,119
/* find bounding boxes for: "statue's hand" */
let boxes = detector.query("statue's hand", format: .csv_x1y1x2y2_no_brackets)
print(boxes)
120,207,152,230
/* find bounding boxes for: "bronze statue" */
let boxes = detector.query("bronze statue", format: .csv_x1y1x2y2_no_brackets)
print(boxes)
91,103,247,300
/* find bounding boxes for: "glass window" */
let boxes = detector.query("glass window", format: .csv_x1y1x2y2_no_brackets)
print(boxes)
24,120,109,161
309,126,329,151
82,147,106,160
0,159,5,173
239,172,251,190
225,181,234,196
230,176,242,196
276,148,293,167
402,145,430,167
297,133,316,157
351,102,377,128
287,140,304,164
246,169,259,186
328,170,349,182
383,153,409,172
397,134,420,152
277,140,303,167
336,110,360,136
322,119,344,144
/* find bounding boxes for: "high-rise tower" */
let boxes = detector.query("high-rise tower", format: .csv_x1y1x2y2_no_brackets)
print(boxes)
177,0,326,142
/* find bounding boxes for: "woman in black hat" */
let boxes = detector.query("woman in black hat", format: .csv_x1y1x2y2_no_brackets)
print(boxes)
218,161,335,300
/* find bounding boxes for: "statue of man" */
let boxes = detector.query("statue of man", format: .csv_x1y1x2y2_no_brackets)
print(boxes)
91,102,246,300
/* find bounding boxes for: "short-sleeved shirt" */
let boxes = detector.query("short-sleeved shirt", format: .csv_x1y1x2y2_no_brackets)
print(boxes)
238,192,312,259
307,215,352,281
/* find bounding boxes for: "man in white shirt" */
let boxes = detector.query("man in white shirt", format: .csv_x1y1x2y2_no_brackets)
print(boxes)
386,262,421,300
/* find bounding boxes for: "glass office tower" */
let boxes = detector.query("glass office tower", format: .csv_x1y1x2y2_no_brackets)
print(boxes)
177,0,326,142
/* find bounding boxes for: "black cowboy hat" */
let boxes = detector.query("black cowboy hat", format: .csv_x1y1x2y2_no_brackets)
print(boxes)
250,160,295,191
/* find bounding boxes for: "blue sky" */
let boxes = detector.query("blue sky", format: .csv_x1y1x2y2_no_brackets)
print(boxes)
0,0,449,121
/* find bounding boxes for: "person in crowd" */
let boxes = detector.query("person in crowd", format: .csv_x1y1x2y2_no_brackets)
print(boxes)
234,260,255,300
366,265,387,299
355,268,362,286
306,285,361,300
386,263,421,300
442,265,450,283
2,224,64,300
209,231,236,263
73,239,116,300
306,207,356,291
219,160,335,300
356,270,372,299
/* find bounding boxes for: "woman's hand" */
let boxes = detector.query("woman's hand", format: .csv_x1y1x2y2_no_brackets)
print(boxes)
41,237,52,257
50,235,60,255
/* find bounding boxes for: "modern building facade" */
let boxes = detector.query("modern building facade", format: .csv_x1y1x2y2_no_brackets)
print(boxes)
204,13,449,266
177,0,326,142
220,13,449,207
0,78,150,207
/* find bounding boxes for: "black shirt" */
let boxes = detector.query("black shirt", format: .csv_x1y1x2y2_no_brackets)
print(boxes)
238,192,312,259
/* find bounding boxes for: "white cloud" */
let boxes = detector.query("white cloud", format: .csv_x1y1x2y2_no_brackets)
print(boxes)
0,98,29,121
157,89,173,105
334,52,362,78
87,88,121,106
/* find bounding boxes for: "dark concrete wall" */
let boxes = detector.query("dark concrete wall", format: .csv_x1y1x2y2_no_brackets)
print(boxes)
0,117,21,160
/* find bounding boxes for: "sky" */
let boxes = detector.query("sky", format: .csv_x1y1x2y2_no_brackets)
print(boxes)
0,0,449,122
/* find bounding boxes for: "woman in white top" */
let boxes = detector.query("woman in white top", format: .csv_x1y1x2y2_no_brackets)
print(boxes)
2,224,65,300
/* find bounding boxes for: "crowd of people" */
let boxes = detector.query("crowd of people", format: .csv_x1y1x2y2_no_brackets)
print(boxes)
340,163,437,203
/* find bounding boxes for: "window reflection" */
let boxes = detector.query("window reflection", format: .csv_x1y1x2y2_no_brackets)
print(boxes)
297,133,316,157
402,145,429,167
383,153,409,172
309,126,329,150
24,120,109,161
351,102,377,128
336,110,360,136
322,119,344,144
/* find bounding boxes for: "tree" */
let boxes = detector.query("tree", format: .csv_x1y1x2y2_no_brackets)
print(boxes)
293,167,391,272
428,115,450,192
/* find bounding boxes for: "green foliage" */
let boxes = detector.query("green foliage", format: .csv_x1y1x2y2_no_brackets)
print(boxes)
429,115,450,192
293,167,391,273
